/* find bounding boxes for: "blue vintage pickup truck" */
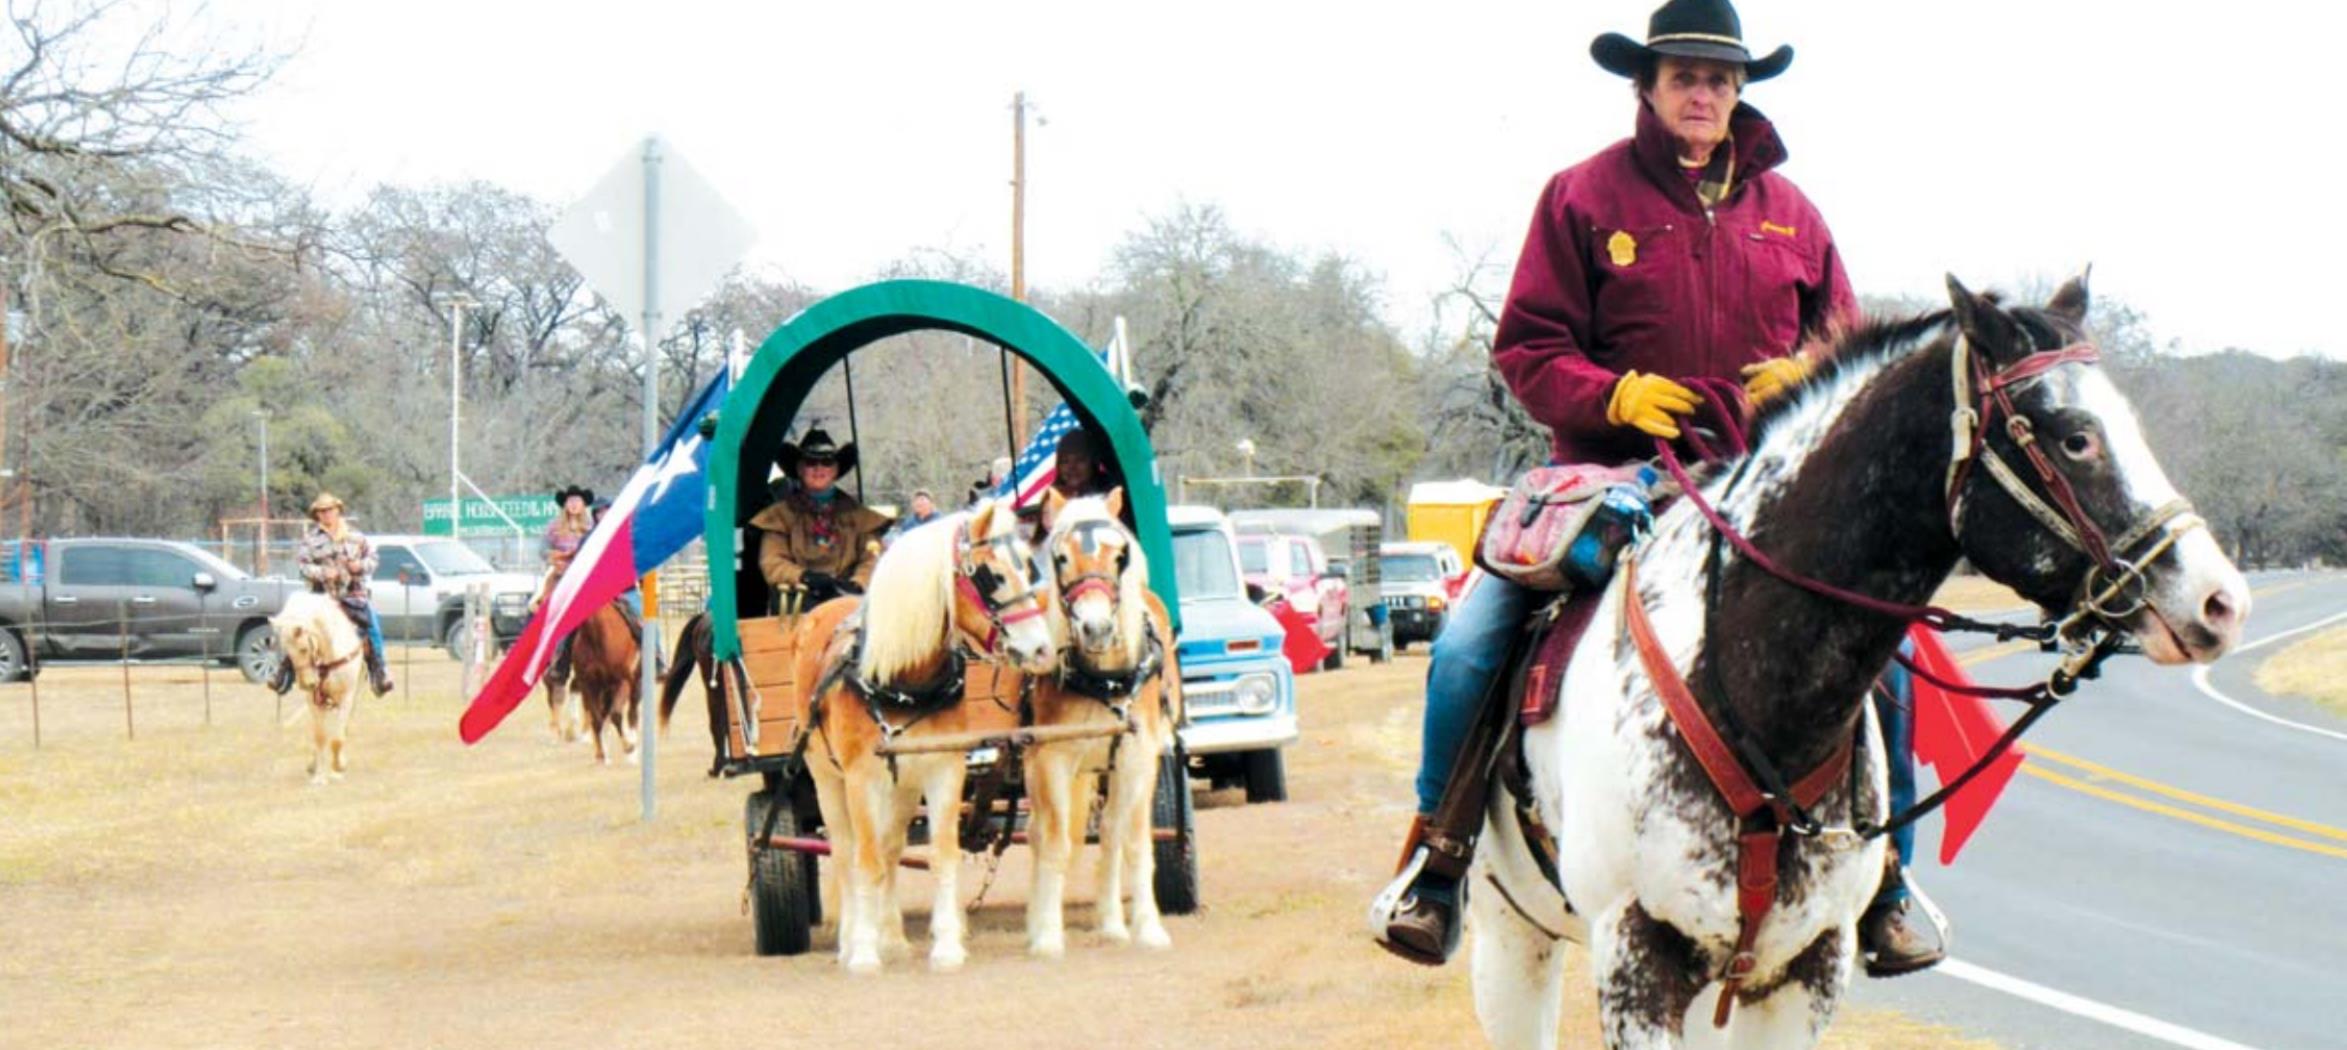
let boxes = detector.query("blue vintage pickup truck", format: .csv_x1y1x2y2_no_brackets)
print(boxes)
1166,505,1299,803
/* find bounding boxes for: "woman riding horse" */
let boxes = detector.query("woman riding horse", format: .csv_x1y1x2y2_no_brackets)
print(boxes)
750,428,890,609
270,493,394,697
1373,0,1944,974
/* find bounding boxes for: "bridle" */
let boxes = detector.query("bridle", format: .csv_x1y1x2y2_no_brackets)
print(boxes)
1940,333,2205,647
1050,518,1131,622
952,519,1051,657
1643,328,2215,850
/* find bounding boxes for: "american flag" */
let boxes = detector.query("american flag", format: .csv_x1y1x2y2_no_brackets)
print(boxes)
996,402,1080,509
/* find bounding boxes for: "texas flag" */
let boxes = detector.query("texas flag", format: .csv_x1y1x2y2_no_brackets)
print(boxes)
458,370,730,744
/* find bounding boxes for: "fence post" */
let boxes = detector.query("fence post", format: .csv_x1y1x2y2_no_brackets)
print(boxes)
118,600,133,742
28,656,39,749
198,589,212,727
399,570,414,703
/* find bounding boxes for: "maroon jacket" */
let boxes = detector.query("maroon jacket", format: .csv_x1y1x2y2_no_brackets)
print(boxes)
1492,102,1857,465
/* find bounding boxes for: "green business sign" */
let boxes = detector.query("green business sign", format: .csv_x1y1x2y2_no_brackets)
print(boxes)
422,495,557,538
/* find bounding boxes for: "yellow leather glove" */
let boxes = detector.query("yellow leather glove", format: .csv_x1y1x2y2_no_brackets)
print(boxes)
1606,371,1702,439
1740,355,1815,405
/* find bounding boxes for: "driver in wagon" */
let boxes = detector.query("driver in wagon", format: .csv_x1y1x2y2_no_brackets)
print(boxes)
749,427,890,609
1371,0,1948,976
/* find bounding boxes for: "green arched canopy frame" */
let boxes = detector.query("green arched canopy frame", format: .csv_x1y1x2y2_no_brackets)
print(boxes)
705,279,1176,661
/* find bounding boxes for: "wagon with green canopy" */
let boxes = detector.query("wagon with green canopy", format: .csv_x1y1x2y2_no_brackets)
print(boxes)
695,279,1199,954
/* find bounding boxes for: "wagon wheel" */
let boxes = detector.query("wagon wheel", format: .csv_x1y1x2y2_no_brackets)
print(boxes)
745,788,814,956
1152,739,1201,916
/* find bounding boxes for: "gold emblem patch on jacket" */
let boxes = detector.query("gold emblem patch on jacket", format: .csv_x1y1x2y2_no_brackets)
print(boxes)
1607,230,1638,268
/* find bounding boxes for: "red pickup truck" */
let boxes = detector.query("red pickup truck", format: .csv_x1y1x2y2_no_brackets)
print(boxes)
1235,532,1350,671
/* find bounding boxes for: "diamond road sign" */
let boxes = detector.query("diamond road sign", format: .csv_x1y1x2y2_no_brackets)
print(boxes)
548,137,756,339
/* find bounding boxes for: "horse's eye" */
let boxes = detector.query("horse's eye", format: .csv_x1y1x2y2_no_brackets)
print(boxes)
2061,430,2101,462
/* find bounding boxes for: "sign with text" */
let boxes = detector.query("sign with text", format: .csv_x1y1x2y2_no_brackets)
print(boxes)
422,495,556,538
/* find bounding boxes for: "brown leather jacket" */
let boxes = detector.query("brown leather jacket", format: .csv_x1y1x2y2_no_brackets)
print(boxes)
748,486,891,592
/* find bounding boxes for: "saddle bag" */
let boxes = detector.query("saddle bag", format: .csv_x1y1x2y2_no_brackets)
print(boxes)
1476,463,1656,592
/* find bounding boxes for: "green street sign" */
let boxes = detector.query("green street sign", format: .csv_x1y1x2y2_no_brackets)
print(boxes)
422,495,556,538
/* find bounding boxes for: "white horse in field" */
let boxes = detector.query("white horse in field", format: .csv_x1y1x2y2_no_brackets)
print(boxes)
272,593,366,786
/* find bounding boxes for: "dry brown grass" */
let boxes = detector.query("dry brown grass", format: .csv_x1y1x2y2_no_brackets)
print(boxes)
2254,624,2347,717
0,637,1995,1049
1931,575,2032,615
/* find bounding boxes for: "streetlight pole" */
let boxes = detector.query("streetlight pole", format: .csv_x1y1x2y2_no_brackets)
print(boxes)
252,409,270,574
442,293,475,537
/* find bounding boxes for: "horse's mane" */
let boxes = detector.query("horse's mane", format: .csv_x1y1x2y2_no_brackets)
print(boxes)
1743,310,1953,450
857,501,979,681
1047,495,1149,661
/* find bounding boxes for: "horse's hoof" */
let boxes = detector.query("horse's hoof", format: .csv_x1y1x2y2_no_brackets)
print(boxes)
929,944,967,972
1029,933,1066,959
328,771,345,782
1100,921,1132,945
1136,923,1172,950
844,952,882,976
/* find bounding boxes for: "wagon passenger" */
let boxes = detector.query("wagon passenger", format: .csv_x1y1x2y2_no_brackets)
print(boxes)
1373,0,1947,974
271,493,395,697
749,428,890,608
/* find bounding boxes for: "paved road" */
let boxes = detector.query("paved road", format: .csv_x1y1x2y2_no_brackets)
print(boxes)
1851,571,2347,1050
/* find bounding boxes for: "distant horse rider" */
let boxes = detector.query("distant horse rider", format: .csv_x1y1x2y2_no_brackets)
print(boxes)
750,428,890,608
272,493,394,697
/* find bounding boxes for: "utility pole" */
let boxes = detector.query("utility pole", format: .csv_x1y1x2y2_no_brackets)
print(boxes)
1008,91,1030,445
0,257,11,538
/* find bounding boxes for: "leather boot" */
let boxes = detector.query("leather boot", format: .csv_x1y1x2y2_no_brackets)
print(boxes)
1368,815,1465,966
1861,863,1949,977
364,638,395,697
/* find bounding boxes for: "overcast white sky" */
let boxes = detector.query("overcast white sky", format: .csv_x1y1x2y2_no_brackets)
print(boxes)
215,0,2340,358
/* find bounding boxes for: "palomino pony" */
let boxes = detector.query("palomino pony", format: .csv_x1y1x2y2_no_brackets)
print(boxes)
271,592,366,786
802,497,1060,974
1467,274,2249,1049
567,603,642,765
1025,488,1183,957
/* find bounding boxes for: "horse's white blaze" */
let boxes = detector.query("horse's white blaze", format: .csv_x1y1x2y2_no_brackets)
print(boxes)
2068,369,2182,509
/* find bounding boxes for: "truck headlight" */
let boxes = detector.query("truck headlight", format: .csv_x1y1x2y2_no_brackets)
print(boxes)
1234,672,1279,715
1427,595,1446,612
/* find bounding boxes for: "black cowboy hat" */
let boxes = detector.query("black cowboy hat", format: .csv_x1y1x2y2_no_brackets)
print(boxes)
552,484,595,509
1591,0,1792,83
778,427,858,476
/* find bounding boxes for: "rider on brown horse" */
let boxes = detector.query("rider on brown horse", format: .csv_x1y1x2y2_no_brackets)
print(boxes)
750,428,889,608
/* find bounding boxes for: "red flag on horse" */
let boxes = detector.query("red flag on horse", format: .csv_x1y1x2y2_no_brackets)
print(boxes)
1905,625,2026,864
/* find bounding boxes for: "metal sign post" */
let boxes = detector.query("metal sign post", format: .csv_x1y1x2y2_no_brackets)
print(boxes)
550,136,753,822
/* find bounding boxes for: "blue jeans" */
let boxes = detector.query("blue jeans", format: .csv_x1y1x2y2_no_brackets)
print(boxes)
1414,574,1534,814
363,605,386,658
1876,641,1919,897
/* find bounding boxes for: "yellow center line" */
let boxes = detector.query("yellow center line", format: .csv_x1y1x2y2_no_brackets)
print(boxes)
2025,746,2347,844
2019,764,2347,861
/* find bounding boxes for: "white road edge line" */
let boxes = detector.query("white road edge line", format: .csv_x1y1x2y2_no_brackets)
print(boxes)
2191,609,2347,745
1938,958,2265,1050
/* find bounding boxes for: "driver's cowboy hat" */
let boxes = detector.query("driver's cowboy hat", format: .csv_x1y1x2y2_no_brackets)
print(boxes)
306,493,346,519
778,427,858,476
552,484,596,509
1591,0,1792,83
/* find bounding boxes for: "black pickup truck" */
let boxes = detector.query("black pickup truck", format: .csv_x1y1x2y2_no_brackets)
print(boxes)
0,538,300,682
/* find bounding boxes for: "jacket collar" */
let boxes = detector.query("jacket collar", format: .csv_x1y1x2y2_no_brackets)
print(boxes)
1631,101,1788,210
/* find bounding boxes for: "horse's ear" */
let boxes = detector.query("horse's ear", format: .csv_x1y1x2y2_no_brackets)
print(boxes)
2045,265,2093,325
1105,486,1126,521
1040,488,1066,531
970,499,998,538
1946,273,2022,361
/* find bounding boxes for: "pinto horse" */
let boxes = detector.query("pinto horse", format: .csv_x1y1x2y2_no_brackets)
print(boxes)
1467,274,2249,1049
271,593,366,786
802,497,1060,974
1024,488,1183,957
567,603,642,765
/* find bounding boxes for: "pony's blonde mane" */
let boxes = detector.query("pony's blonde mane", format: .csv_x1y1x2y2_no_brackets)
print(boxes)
1048,496,1149,662
857,501,994,681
